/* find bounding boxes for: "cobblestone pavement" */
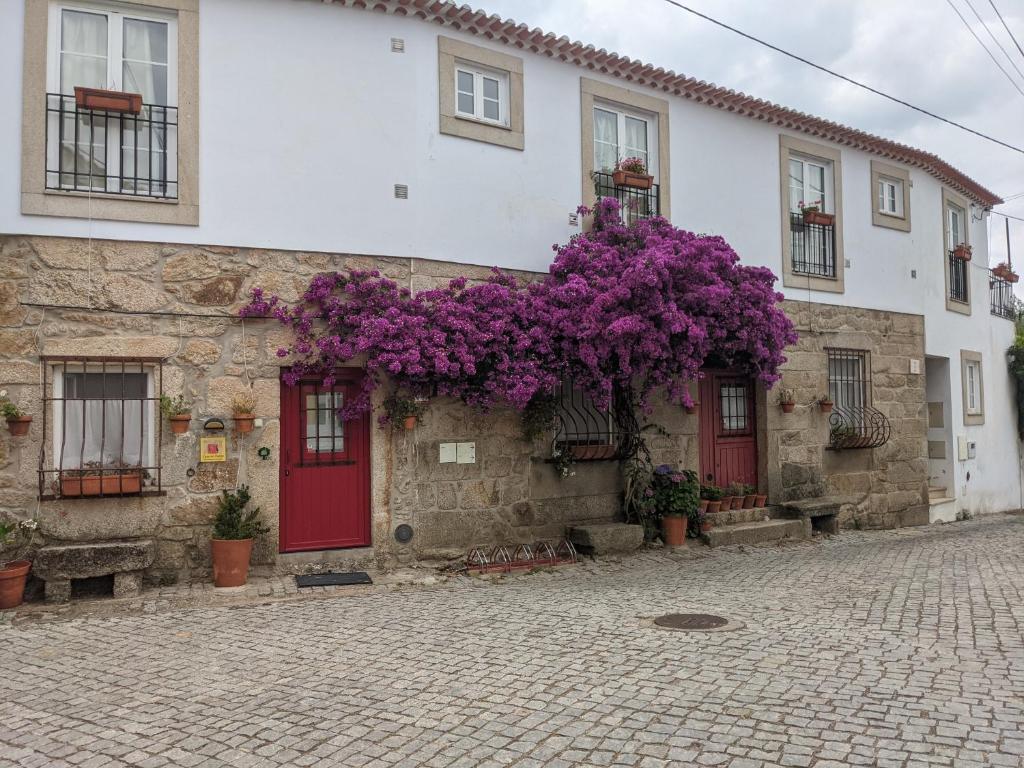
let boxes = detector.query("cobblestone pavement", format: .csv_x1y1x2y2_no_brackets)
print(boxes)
2,515,1023,768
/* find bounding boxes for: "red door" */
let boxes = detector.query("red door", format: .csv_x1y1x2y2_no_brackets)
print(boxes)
698,371,758,489
280,370,371,552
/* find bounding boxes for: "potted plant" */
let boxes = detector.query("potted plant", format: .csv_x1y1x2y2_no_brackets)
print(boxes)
231,390,258,434
61,461,143,497
74,86,142,114
160,393,193,434
952,243,972,261
611,157,654,190
210,485,269,588
819,394,834,413
382,394,428,430
0,390,31,437
754,491,768,507
645,465,698,547
993,262,1019,283
799,200,834,227
741,483,758,509
725,482,747,510
0,518,37,610
779,388,796,414
701,484,723,514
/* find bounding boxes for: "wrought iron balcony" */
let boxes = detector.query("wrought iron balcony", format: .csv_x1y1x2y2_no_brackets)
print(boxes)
45,92,178,199
828,406,891,450
789,213,836,278
593,172,660,224
990,272,1016,319
948,250,969,304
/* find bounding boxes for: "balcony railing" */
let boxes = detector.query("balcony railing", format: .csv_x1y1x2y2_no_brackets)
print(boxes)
593,172,660,224
947,250,969,304
990,273,1016,319
828,405,892,450
45,92,178,199
789,213,836,278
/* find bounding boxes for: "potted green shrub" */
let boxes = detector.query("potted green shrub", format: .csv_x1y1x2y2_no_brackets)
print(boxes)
700,484,723,514
741,483,758,509
0,390,31,436
0,518,37,610
383,394,428,430
211,485,269,588
160,393,193,434
231,390,257,434
647,465,698,547
725,482,747,510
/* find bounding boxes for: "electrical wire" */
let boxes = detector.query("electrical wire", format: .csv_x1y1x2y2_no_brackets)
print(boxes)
988,0,1024,61
963,0,1024,83
657,0,1024,155
946,0,1024,97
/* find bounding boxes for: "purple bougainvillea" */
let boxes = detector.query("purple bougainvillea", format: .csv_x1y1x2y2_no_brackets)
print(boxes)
240,199,796,423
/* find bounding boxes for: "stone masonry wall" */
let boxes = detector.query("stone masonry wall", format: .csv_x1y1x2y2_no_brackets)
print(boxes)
762,300,929,528
0,234,698,581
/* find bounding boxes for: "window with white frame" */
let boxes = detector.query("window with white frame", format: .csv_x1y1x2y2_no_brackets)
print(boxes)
965,360,982,415
454,62,509,126
46,2,178,196
947,202,966,249
593,103,656,175
788,153,834,214
877,176,904,217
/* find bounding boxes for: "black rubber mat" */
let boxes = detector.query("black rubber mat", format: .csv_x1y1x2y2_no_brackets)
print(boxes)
295,571,372,588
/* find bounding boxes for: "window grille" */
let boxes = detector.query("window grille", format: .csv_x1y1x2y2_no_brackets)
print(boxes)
948,251,969,304
990,273,1015,319
825,348,890,450
39,357,164,500
790,213,836,278
297,381,353,466
551,380,618,461
593,172,660,224
718,379,752,435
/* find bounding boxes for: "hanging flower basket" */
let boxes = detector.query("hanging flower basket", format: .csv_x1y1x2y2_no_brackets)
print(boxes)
169,414,191,434
952,243,972,261
233,413,255,434
74,86,143,115
781,401,795,414
6,415,31,436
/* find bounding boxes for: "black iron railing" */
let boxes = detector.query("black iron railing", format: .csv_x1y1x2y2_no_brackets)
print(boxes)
948,251,969,304
593,172,660,223
790,213,836,278
45,92,178,199
551,380,620,461
990,273,1015,319
828,405,891,450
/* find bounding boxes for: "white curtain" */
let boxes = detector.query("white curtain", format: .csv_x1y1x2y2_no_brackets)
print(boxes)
593,108,619,172
122,18,168,105
60,10,107,94
58,373,146,470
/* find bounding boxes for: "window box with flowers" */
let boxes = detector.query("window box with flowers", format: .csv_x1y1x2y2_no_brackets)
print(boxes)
952,243,973,261
800,200,834,227
611,157,654,190
993,263,1019,283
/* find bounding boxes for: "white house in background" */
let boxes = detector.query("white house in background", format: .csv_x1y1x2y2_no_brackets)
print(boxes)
0,0,1017,589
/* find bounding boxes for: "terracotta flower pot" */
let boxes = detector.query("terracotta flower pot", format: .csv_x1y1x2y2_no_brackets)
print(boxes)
661,515,687,547
706,501,722,514
233,413,255,434
700,520,713,533
612,169,653,189
754,494,768,507
0,560,31,610
61,471,141,497
781,402,795,413
6,416,31,436
169,414,191,434
74,86,142,114
952,244,972,261
802,210,834,226
743,494,757,509
732,496,745,510
699,499,709,513
211,538,254,587
820,401,834,413
403,416,417,430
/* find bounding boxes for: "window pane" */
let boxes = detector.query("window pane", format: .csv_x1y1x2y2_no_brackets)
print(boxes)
624,116,648,157
594,108,618,170
123,18,168,63
59,372,148,469
457,92,474,115
123,61,167,105
809,163,826,209
306,392,344,452
720,383,747,432
457,70,474,95
61,54,107,93
62,10,107,56
482,76,499,101
483,98,499,121
789,159,803,212
556,382,614,445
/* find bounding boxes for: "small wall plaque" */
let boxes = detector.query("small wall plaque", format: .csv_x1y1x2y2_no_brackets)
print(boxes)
257,446,271,461
200,436,227,462
203,417,226,431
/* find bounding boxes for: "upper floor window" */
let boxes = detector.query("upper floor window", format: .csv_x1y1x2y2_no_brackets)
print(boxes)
877,176,904,217
788,154,833,215
45,3,178,198
960,351,984,425
593,104,655,175
788,152,836,279
870,161,911,232
454,63,509,127
946,199,969,306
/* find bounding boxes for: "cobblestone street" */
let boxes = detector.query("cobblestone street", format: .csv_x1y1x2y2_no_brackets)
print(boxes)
2,515,1023,768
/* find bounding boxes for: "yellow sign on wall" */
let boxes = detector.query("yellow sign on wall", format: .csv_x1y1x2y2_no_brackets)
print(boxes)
199,436,227,462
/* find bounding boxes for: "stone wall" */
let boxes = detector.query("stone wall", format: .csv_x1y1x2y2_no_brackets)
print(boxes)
0,234,699,581
761,301,929,528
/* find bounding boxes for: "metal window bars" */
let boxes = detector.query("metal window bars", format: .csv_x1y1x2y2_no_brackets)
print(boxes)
948,250,969,304
298,382,352,467
990,272,1016,319
825,348,890,450
789,213,836,278
551,380,620,461
593,172,660,224
718,379,751,435
38,357,163,500
45,93,178,199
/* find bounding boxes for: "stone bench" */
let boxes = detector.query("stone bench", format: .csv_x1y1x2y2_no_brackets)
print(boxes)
568,523,643,555
33,540,154,603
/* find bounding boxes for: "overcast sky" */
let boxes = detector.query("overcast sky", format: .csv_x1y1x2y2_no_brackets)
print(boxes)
482,0,1024,266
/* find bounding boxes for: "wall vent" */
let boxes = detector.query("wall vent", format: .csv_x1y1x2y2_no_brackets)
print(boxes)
394,184,409,199
390,37,405,53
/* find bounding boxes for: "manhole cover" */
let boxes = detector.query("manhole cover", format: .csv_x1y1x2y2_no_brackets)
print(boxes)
654,613,729,630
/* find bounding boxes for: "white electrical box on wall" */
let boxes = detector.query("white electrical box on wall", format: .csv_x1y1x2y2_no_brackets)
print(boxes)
455,442,476,464
439,442,457,463
909,359,921,375
957,436,969,461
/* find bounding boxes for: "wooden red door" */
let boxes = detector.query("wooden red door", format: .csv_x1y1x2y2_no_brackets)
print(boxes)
280,370,371,552
698,372,758,489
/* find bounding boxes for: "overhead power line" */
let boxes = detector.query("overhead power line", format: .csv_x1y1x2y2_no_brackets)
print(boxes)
964,0,1024,82
988,0,1024,61
657,0,1024,155
946,0,1024,97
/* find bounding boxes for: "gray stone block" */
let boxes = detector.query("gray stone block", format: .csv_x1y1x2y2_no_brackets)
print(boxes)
34,540,155,582
568,523,643,555
703,519,808,547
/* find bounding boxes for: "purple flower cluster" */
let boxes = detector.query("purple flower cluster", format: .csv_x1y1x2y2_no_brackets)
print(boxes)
240,199,796,421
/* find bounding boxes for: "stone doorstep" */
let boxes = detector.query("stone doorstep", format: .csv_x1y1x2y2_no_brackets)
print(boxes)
568,523,644,555
702,519,809,548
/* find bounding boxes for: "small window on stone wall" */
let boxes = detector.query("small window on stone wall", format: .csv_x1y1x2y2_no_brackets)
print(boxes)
825,348,891,449
552,380,617,461
40,357,164,500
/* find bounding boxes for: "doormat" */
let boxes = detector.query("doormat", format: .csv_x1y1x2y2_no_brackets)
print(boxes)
295,571,373,588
